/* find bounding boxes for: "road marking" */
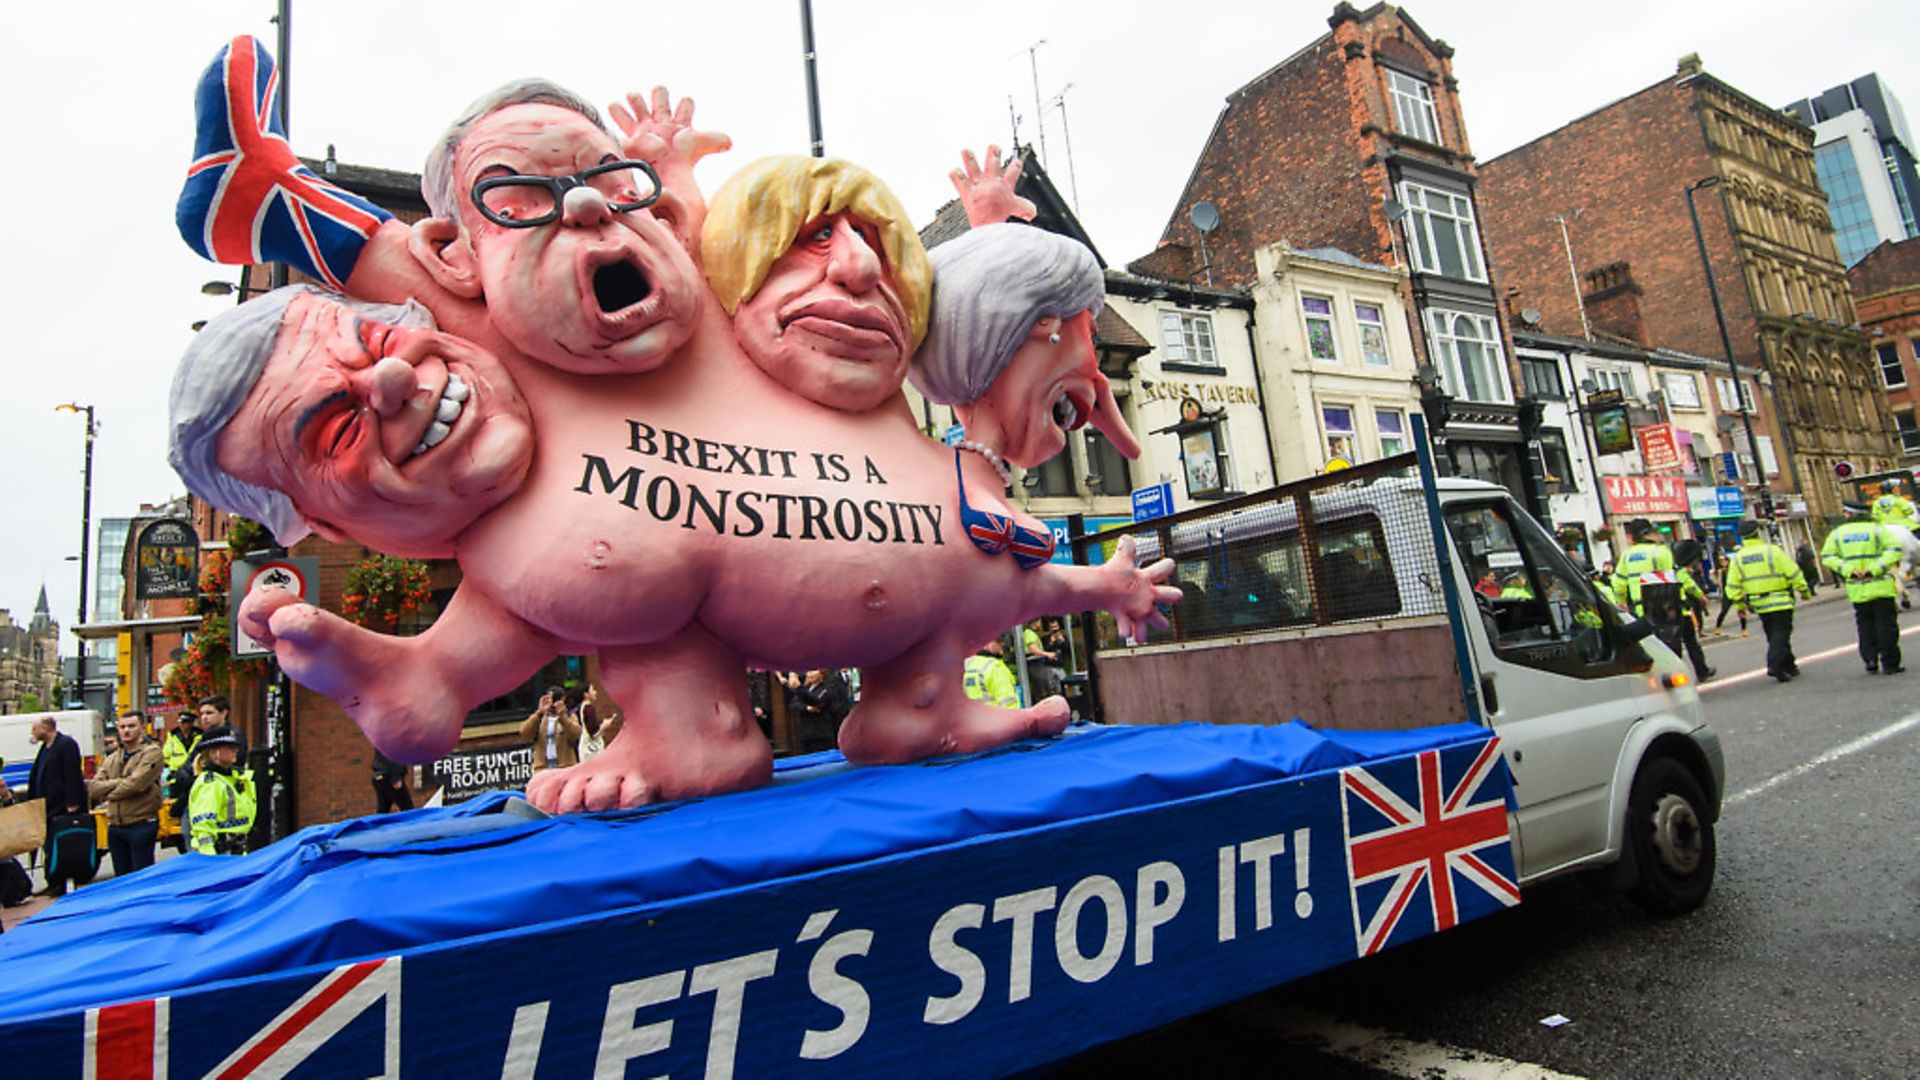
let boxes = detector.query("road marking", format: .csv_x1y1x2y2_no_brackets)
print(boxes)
1253,1006,1587,1079
1724,710,1920,807
1700,622,1920,693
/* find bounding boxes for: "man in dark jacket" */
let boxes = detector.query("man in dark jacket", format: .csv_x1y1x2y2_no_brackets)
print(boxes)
26,716,85,896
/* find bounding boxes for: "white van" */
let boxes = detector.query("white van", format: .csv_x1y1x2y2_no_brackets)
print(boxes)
0,710,109,792
1099,474,1723,915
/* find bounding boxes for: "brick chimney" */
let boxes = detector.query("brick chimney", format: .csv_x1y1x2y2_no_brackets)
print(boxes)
1582,261,1646,345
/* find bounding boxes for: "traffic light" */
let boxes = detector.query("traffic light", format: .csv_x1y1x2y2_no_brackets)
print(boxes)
1835,460,1856,480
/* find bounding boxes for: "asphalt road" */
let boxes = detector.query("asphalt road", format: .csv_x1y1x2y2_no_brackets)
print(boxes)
1047,592,1920,1079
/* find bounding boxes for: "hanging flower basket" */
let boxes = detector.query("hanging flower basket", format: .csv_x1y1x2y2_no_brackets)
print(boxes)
164,540,269,706
341,555,434,631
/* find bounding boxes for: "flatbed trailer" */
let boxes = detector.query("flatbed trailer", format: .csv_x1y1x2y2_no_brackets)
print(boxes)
0,721,1515,1078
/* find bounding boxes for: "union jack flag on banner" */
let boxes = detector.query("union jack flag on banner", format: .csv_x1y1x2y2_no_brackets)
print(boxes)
176,36,392,289
1339,738,1520,957
81,956,401,1079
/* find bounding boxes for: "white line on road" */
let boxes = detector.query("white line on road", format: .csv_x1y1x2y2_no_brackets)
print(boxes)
1724,710,1920,808
1253,1006,1588,1079
1700,622,1920,692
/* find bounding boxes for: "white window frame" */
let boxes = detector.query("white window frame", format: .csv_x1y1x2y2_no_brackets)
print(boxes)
1877,342,1907,388
1424,308,1512,404
1375,408,1408,457
1662,372,1702,410
1588,365,1639,402
1354,301,1391,367
1321,403,1357,464
1159,309,1220,369
1301,294,1340,363
1386,69,1441,145
1398,181,1486,282
1714,376,1756,413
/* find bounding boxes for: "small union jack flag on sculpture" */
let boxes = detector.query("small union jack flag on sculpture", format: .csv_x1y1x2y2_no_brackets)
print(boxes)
176,36,391,289
1339,738,1520,957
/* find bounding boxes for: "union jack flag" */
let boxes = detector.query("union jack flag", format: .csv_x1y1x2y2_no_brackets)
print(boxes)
176,36,391,289
82,956,401,1079
1339,738,1519,957
966,510,1015,555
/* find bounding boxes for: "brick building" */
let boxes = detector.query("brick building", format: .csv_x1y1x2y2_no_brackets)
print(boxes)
1850,237,1920,459
1131,2,1542,516
1477,55,1894,535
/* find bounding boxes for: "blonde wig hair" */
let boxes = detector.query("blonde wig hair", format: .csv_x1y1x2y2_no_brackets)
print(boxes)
701,155,932,348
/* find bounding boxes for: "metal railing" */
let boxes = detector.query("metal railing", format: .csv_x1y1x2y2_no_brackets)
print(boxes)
1069,452,1446,654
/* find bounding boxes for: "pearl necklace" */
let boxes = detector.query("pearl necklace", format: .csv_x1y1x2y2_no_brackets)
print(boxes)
956,439,1012,485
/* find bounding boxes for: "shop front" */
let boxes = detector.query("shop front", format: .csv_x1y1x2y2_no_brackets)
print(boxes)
1601,475,1694,553
1687,484,1747,567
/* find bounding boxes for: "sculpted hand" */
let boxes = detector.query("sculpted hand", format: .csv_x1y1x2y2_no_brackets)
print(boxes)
609,86,732,173
951,145,1036,227
609,87,730,252
1102,534,1182,641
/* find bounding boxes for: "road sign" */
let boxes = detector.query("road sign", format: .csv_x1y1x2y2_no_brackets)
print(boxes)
1131,482,1175,522
1720,451,1740,482
229,556,320,659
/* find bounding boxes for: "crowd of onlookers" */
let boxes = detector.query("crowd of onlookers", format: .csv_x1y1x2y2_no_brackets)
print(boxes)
0,696,257,919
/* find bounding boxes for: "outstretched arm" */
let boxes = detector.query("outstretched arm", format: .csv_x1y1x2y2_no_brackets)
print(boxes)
1022,534,1180,641
950,145,1036,228
241,582,561,762
609,86,732,256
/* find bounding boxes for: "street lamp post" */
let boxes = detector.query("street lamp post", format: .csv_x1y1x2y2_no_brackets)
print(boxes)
54,403,96,689
1684,177,1768,514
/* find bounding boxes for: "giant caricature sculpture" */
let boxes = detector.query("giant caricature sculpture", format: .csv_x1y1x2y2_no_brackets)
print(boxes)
172,38,1177,812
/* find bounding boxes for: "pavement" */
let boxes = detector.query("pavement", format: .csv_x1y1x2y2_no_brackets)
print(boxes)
2,836,183,933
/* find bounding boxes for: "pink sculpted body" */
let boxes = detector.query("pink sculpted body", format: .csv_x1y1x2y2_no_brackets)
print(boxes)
186,83,1173,811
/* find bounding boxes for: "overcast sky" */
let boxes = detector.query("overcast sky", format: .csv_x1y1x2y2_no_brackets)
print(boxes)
0,0,1910,629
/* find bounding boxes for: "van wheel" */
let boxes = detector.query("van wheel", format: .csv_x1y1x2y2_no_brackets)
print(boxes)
1624,756,1715,916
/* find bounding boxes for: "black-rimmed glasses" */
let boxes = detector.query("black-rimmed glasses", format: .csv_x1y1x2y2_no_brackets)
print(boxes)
471,159,662,229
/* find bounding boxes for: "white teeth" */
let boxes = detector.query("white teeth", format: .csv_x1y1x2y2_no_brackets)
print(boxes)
407,376,470,461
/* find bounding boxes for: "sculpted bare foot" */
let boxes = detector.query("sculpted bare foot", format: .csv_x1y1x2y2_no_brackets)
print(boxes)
524,758,654,814
840,687,1072,765
522,715,772,814
258,598,465,762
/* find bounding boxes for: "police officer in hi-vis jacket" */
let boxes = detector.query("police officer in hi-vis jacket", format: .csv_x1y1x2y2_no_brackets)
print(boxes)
1822,501,1905,675
1725,519,1812,682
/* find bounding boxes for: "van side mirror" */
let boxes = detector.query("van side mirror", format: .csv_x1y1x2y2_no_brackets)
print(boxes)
1616,613,1657,643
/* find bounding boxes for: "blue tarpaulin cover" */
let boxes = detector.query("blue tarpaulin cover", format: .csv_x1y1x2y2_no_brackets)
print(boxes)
0,720,1516,1079
1,720,1479,1021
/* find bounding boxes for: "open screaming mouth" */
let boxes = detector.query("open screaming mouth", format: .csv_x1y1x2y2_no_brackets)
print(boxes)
1051,391,1087,432
593,260,653,315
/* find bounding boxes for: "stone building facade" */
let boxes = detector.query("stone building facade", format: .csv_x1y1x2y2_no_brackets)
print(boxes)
0,589,61,714
1477,55,1894,532
1850,237,1920,460
1130,2,1541,517
1250,243,1424,482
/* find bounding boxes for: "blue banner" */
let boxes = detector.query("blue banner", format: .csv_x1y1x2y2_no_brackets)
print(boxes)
4,725,1514,1079
1041,516,1132,566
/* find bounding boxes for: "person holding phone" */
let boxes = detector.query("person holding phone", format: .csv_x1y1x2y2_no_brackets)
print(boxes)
518,689,583,774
